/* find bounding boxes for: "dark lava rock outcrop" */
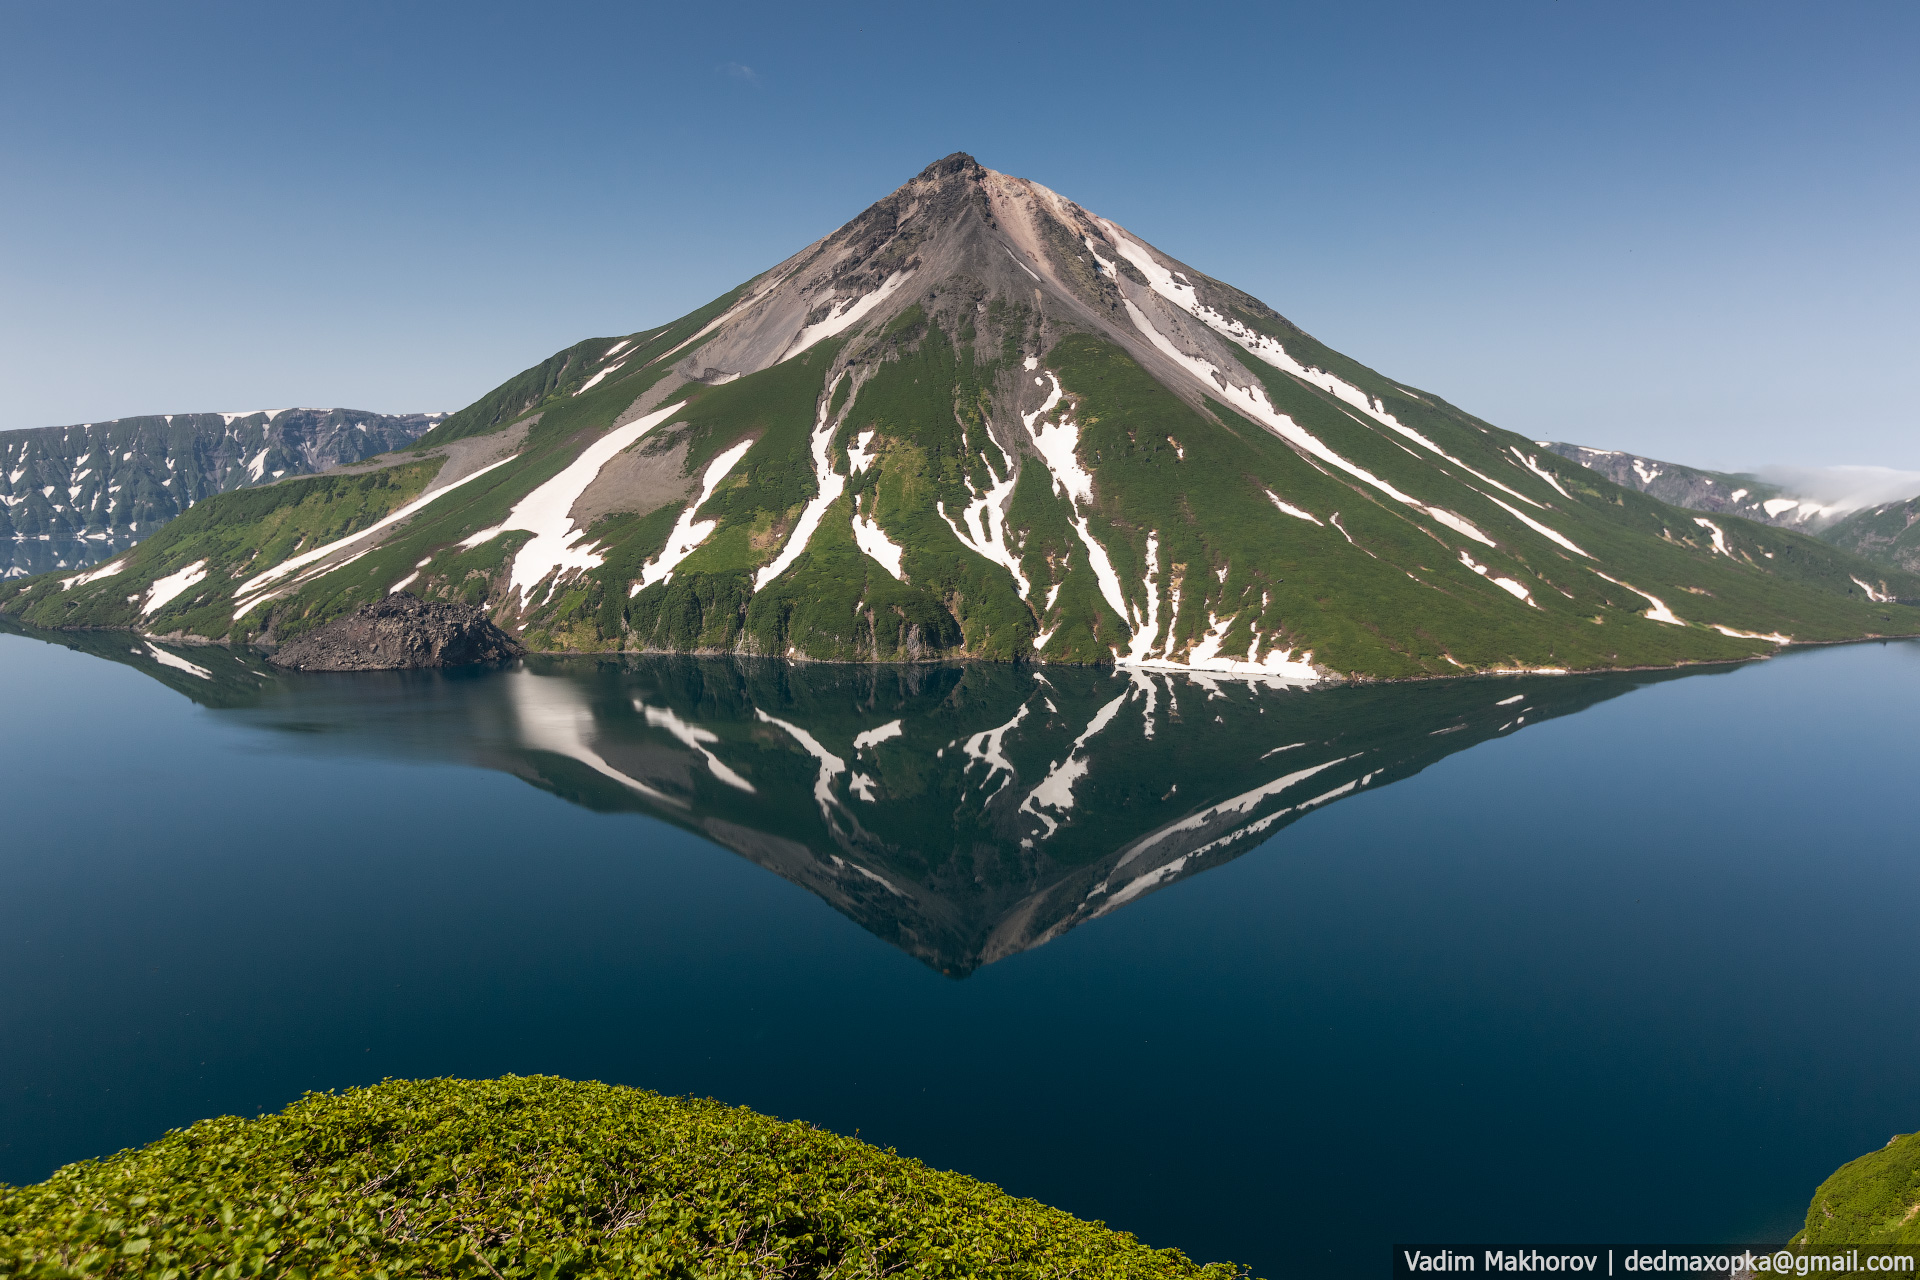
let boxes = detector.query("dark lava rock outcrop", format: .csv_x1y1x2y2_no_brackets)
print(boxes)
268,594,522,671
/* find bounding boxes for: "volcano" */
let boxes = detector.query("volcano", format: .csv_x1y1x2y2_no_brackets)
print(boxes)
9,153,1915,677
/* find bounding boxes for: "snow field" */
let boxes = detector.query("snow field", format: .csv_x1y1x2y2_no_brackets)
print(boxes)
1458,550,1536,606
754,398,845,591
1590,570,1685,625
638,437,756,593
779,270,915,362
1850,576,1893,603
1266,491,1323,524
61,557,129,589
459,402,689,600
140,559,208,617
852,720,904,751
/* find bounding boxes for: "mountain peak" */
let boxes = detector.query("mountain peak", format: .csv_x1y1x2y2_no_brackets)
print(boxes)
914,151,984,181
11,157,1916,684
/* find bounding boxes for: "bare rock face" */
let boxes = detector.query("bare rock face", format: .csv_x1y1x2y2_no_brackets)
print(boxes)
268,594,522,671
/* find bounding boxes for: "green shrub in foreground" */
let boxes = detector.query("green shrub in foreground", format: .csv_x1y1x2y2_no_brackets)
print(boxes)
0,1076,1250,1279
1793,1130,1920,1252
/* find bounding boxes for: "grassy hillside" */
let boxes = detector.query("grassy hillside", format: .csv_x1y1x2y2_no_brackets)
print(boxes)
4,303,1916,675
1792,1131,1920,1252
0,1076,1249,1279
7,155,1919,677
1818,498,1920,575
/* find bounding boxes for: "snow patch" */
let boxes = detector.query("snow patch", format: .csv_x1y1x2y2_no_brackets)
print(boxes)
846,430,878,473
1020,372,1128,622
755,396,844,591
1591,570,1685,625
456,402,689,599
1101,221,1549,510
851,512,906,580
61,557,129,589
1693,517,1730,556
239,454,520,607
1709,624,1792,644
1459,550,1536,606
141,559,209,617
1266,491,1323,524
1851,576,1894,603
1474,489,1591,557
572,360,627,397
1113,297,1497,548
853,720,904,751
780,270,915,361
637,436,756,592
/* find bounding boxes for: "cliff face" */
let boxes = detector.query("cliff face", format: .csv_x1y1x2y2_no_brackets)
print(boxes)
1,408,443,579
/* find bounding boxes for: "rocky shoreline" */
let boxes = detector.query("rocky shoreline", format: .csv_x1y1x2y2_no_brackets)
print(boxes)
265,594,523,671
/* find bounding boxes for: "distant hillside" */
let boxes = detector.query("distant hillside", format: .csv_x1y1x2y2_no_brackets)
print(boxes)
1818,497,1920,574
1546,443,1920,573
1544,443,1820,527
1,408,443,578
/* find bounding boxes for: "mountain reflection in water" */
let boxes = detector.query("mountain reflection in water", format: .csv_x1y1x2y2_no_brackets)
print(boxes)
19,627,1717,974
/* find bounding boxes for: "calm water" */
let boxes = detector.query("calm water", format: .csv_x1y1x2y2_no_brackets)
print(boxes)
3,629,1918,1277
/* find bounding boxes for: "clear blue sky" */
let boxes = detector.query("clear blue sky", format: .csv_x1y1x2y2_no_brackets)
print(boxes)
3,0,1914,471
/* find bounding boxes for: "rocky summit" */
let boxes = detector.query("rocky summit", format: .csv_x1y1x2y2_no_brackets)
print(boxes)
6,154,1916,678
266,594,522,671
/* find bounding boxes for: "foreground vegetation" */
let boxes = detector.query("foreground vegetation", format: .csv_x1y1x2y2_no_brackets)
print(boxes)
1793,1130,1920,1252
0,1076,1248,1279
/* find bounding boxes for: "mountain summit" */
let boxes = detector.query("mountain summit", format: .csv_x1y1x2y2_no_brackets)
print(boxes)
7,155,1916,676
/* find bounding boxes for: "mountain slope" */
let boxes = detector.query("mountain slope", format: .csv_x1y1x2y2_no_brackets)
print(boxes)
6,154,1916,676
1818,496,1920,574
0,408,442,579
1547,441,1920,576
1543,443,1816,526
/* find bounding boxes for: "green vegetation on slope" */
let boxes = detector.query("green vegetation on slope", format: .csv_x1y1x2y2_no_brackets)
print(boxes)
1793,1130,1920,1252
1818,498,1920,576
5,211,1918,677
0,1076,1247,1280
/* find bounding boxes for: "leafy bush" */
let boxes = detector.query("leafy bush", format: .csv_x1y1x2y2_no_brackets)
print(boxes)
0,1076,1250,1279
1794,1130,1920,1251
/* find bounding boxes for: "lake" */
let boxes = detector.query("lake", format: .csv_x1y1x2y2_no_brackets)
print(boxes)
2,628,1917,1277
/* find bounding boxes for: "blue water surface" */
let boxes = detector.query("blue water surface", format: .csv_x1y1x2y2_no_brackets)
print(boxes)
2,633,1917,1277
